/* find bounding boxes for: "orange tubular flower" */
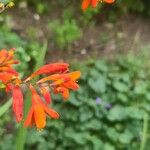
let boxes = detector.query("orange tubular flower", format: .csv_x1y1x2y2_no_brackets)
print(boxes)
37,71,81,100
37,71,81,84
82,0,115,10
25,63,69,82
12,85,23,122
0,49,19,84
0,49,81,129
24,84,59,129
54,86,70,100
0,49,19,67
40,86,52,104
0,72,16,84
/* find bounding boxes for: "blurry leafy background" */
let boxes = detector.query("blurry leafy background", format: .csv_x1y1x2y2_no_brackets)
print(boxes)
0,0,150,150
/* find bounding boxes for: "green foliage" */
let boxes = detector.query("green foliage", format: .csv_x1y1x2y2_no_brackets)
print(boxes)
0,25,42,76
80,7,100,25
8,52,149,149
48,12,82,50
116,0,150,16
0,0,10,3
35,2,49,14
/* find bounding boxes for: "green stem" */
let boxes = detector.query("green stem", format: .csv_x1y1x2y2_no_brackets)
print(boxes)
0,99,12,117
16,41,48,150
140,113,149,150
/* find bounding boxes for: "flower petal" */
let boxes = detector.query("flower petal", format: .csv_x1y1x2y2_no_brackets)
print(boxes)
82,0,91,10
37,74,62,84
0,49,8,64
0,73,14,83
104,0,115,4
43,105,59,119
5,69,19,76
68,71,81,80
24,106,34,127
34,105,46,129
62,87,69,100
37,71,81,84
55,87,70,100
63,81,79,90
40,86,52,104
12,86,23,122
92,0,98,7
25,63,69,82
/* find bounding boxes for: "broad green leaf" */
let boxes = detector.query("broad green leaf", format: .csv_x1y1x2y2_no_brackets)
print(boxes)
113,81,129,92
107,105,127,121
88,76,106,93
79,106,93,122
119,130,133,144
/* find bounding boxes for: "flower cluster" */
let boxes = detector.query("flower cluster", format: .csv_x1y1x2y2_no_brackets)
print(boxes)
0,49,19,85
82,0,115,10
0,49,81,129
0,0,114,130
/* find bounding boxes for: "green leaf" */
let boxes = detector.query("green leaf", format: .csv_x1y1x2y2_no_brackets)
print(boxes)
79,106,93,122
95,60,108,73
119,130,133,144
0,99,12,117
69,93,83,106
107,105,127,121
88,75,106,93
87,135,103,149
126,107,145,119
64,128,87,145
134,81,147,94
104,143,115,150
113,81,129,92
117,93,128,103
80,119,102,130
106,127,119,142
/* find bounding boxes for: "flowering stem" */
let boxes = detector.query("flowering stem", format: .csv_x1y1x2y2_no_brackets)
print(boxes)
140,113,148,150
16,41,48,150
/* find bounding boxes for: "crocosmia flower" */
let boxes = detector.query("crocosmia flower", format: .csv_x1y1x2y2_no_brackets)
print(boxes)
0,0,115,130
37,71,81,100
40,86,52,104
24,84,59,129
0,49,81,129
25,63,69,82
82,0,115,10
12,85,23,122
0,49,19,84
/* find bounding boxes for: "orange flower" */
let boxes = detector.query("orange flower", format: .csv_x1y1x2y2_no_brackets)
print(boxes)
38,71,81,100
0,49,19,67
54,86,69,100
40,86,52,104
0,72,16,84
25,63,69,82
0,49,19,84
82,0,115,10
0,48,81,129
37,71,81,84
24,84,59,129
12,85,23,122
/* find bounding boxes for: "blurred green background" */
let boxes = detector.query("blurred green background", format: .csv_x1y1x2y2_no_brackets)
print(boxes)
0,0,150,150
